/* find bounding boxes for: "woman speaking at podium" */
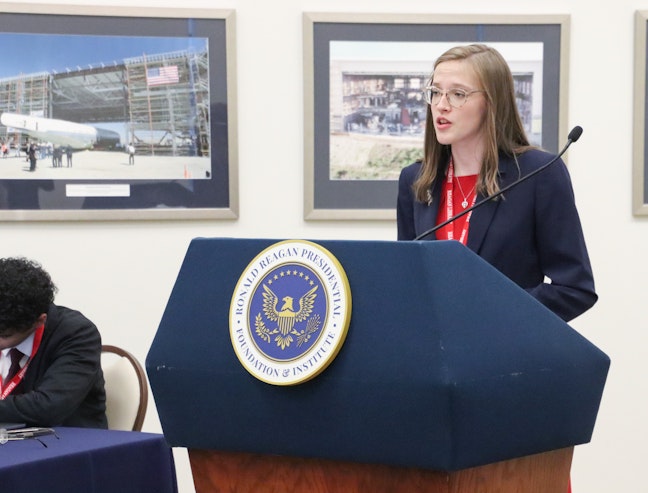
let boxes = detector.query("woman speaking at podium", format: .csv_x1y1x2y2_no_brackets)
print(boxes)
397,44,596,323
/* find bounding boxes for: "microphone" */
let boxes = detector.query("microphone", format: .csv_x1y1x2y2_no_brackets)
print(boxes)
414,126,583,241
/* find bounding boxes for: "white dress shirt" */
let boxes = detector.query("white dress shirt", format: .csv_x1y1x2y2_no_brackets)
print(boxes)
0,332,34,382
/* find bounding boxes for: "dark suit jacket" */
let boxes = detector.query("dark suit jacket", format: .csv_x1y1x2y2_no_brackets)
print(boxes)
397,149,597,322
0,304,107,428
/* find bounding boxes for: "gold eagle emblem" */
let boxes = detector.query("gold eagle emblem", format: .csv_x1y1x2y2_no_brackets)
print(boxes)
255,283,319,349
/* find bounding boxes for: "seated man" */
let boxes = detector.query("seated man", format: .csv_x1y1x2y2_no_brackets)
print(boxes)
0,257,107,428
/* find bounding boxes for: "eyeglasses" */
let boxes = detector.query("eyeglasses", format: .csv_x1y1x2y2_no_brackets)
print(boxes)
0,427,58,447
422,86,484,108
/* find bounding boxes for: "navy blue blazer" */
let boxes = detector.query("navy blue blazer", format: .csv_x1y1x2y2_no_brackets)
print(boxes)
397,149,597,322
0,304,107,428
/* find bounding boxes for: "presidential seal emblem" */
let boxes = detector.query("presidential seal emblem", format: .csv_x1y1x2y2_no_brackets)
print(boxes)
229,240,351,385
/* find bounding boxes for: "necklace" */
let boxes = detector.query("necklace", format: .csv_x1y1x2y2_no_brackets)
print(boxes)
454,176,477,209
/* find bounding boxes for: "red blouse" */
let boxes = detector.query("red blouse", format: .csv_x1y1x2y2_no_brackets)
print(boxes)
435,174,478,244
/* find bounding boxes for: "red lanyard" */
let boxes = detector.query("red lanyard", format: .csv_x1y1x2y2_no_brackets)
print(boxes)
0,325,44,399
440,160,477,245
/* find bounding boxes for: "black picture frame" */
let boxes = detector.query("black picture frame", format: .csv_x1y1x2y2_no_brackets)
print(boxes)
0,3,237,220
303,13,569,220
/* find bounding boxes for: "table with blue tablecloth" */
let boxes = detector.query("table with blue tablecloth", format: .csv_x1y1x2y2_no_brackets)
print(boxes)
0,427,178,493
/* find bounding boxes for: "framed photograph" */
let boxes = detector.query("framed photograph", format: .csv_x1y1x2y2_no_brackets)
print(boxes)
303,13,570,220
0,3,237,220
634,11,648,215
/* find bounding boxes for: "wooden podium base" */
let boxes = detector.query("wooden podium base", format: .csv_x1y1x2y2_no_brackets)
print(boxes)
189,446,573,493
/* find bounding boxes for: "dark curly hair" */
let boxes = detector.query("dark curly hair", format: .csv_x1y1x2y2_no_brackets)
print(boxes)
0,257,57,336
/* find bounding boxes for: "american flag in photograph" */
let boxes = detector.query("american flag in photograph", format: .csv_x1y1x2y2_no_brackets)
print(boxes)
146,65,180,87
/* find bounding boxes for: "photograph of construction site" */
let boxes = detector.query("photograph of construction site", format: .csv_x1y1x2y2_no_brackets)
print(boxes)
0,32,211,181
0,7,234,219
329,41,543,181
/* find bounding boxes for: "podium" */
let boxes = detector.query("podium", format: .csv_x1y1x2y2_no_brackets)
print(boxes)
147,238,609,492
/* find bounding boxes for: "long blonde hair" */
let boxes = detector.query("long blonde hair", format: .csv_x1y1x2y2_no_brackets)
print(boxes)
413,44,533,203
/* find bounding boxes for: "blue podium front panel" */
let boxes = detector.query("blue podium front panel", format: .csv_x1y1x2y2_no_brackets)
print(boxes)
147,238,609,471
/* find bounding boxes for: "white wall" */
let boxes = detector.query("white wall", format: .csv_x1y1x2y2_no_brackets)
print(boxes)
8,0,646,491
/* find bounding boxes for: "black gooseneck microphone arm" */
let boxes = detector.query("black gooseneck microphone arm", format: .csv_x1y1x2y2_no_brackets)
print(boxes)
414,126,583,241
